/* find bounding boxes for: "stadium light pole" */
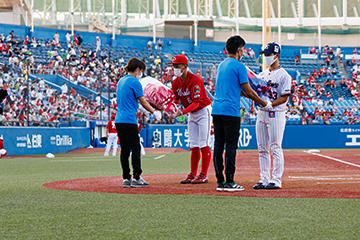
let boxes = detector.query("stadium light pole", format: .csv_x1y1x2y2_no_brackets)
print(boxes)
30,0,34,32
108,51,111,121
278,0,281,47
153,0,156,44
71,0,74,35
262,0,270,70
317,0,321,53
112,0,115,40
342,0,348,29
67,63,71,127
235,0,239,35
26,63,30,127
194,0,198,46
99,72,102,121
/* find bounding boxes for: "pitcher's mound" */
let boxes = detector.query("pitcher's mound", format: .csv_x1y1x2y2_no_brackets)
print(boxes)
43,174,360,199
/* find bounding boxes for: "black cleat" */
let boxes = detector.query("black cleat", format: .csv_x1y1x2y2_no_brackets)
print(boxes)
265,183,281,189
253,182,266,189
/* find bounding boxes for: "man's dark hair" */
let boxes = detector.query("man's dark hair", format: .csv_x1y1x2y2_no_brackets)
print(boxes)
125,57,146,72
226,35,246,55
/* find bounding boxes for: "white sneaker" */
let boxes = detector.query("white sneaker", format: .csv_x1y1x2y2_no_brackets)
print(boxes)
104,153,108,157
123,179,131,188
131,177,150,188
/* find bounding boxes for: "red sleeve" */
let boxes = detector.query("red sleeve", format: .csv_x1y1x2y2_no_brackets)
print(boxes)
190,77,205,103
171,79,179,101
182,102,200,115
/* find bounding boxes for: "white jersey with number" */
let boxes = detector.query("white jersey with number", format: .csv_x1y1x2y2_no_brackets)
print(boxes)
255,66,291,188
259,67,291,112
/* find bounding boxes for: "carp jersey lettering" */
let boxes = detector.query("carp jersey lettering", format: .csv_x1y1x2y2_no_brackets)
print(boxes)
171,72,211,111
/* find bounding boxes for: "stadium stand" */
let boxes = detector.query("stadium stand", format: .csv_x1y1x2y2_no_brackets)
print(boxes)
1,24,360,126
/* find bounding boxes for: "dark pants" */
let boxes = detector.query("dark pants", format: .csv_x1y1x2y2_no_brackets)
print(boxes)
212,115,241,183
115,123,142,180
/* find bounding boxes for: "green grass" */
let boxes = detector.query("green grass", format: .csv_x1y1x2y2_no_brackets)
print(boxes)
1,152,359,239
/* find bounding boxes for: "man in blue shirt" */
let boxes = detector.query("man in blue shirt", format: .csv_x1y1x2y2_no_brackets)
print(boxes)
116,57,161,188
212,35,271,192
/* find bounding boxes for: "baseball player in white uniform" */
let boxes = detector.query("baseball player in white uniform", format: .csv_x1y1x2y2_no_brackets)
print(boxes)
253,42,291,190
104,115,118,156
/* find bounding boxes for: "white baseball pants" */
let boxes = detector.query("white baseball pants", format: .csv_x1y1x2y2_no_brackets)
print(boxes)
188,105,212,149
104,133,118,156
256,110,286,187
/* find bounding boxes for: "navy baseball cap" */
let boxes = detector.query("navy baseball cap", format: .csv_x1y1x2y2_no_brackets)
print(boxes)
260,42,281,55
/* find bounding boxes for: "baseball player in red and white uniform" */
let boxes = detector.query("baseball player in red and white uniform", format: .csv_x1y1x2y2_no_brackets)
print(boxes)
0,136,7,158
253,42,291,190
104,115,118,156
171,54,212,184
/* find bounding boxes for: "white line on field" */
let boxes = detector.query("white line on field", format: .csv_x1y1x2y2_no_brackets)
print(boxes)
50,159,116,162
154,155,165,159
288,176,360,180
305,151,360,168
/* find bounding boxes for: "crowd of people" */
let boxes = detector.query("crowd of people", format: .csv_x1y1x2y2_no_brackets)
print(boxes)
1,30,360,126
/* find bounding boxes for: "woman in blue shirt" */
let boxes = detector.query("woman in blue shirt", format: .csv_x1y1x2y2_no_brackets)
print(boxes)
115,57,161,188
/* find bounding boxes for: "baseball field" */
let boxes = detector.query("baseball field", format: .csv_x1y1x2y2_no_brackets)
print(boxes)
1,148,360,239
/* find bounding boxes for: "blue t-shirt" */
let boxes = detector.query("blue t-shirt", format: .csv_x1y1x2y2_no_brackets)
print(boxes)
115,75,144,124
212,58,249,117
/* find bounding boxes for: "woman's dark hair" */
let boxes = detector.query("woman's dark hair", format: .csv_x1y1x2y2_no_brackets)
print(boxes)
226,35,246,54
125,57,146,72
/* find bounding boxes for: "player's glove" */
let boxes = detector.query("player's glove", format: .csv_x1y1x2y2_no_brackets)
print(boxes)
261,101,273,111
153,111,162,121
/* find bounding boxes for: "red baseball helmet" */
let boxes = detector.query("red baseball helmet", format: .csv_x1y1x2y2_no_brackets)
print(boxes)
111,114,116,119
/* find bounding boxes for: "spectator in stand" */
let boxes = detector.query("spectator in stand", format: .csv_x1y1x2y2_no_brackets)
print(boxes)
61,82,68,94
351,57,357,66
119,57,125,65
312,46,319,54
195,68,201,77
323,79,330,87
322,45,328,54
353,63,360,74
320,66,327,76
329,79,336,88
331,67,337,75
335,46,342,60
308,46,313,54
338,95,344,101
327,46,334,55
205,67,210,80
353,47,357,55
77,34,83,47
65,32,71,45
9,55,18,66
54,31,60,44
325,56,331,67
156,38,163,50
96,94,101,106
325,91,332,98
147,40,153,50
248,47,255,59
340,78,346,89
317,97,323,106
294,55,300,64
154,56,161,67
96,36,101,52
211,63,217,80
